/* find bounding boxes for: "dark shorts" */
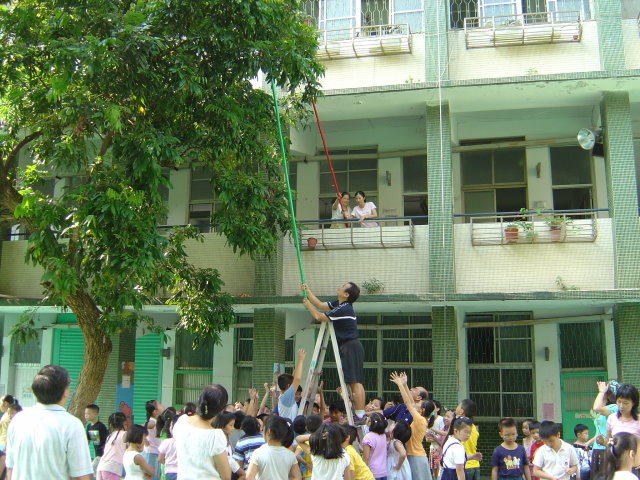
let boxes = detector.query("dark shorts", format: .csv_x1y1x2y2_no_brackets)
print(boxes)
339,339,364,384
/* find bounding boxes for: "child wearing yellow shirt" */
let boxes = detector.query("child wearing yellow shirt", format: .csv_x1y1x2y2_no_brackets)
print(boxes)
341,424,374,480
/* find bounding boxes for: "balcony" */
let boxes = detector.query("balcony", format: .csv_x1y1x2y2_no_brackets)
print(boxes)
464,11,582,48
317,23,412,60
468,210,599,246
297,217,416,250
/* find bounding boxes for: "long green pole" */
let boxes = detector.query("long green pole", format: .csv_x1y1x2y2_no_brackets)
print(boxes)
270,80,306,298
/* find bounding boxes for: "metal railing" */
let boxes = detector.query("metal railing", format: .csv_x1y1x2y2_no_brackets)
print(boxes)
462,209,604,246
464,10,582,48
297,216,422,249
316,23,412,59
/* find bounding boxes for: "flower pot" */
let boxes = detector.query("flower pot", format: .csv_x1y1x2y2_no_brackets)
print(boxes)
307,237,318,249
504,227,519,243
549,225,563,242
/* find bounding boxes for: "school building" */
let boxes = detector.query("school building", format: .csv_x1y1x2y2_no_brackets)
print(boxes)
1,0,640,471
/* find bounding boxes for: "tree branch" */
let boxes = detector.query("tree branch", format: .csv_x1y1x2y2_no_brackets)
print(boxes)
98,131,114,157
1,131,43,177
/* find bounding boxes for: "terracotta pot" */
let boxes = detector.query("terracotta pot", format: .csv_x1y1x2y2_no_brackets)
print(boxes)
549,225,563,241
504,227,519,243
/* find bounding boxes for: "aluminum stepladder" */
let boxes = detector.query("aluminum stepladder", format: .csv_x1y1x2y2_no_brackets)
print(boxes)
296,321,355,425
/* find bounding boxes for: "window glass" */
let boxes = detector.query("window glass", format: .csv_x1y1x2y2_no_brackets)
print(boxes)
551,147,592,185
403,195,428,222
320,172,348,195
462,151,492,185
12,331,42,364
494,149,525,183
552,188,592,211
464,191,494,215
403,156,427,193
175,330,213,369
560,322,605,369
496,188,526,213
350,170,378,193
467,313,534,418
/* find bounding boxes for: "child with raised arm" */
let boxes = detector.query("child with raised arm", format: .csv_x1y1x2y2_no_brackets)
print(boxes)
491,418,531,480
302,282,366,422
389,371,433,480
532,421,578,480
276,349,306,421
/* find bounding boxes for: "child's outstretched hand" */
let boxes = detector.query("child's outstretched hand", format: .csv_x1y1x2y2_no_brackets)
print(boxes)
596,381,609,393
390,371,407,385
297,349,306,361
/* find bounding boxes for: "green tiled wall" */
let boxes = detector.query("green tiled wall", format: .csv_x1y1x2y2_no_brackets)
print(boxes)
614,303,640,386
601,91,640,288
427,104,455,293
252,308,285,389
594,0,625,71
432,306,458,407
424,0,449,82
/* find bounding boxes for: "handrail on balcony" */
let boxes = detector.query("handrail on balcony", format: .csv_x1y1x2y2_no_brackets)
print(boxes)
316,23,412,60
297,216,420,250
466,209,600,246
464,10,582,48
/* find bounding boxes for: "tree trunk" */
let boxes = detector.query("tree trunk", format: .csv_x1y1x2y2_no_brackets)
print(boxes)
66,290,113,420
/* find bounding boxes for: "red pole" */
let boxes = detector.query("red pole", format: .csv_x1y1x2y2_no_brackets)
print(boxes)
311,99,348,223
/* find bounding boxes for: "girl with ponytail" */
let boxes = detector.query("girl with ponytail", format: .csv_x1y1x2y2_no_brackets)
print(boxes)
172,385,231,479
362,412,388,479
600,433,639,480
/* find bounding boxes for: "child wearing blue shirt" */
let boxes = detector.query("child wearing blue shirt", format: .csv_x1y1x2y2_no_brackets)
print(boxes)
492,418,531,480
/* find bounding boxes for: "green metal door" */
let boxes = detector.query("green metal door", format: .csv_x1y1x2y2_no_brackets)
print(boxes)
132,333,163,425
560,372,606,441
52,329,85,408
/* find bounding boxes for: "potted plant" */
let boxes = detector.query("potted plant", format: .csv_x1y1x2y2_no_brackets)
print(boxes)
544,214,574,242
362,278,385,294
504,223,519,243
298,224,318,250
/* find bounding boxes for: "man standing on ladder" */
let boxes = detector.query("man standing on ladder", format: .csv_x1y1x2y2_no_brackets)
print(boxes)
302,282,366,423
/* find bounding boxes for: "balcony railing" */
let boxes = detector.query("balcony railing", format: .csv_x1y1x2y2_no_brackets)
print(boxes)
466,209,600,246
317,23,412,60
297,217,419,250
464,11,582,48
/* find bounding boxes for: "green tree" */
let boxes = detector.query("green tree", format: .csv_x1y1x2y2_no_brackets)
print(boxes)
0,0,322,417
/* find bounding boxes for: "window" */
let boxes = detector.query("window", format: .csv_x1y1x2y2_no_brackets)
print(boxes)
550,147,592,212
189,166,219,233
12,331,42,364
322,315,432,404
466,313,534,418
461,148,527,217
302,0,423,40
319,155,378,220
559,322,605,370
234,316,254,403
403,155,428,225
449,0,590,28
173,330,214,405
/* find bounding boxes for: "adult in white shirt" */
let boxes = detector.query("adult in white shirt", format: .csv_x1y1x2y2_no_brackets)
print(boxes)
172,384,231,480
351,191,378,228
5,364,93,480
331,192,352,228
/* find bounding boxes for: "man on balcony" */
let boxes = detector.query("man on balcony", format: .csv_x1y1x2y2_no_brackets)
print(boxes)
302,282,366,424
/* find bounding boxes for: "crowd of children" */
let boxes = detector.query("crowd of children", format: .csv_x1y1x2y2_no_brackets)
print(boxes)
66,373,640,480
2,350,639,480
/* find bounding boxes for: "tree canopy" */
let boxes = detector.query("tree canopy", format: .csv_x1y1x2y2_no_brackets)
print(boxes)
0,0,323,415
